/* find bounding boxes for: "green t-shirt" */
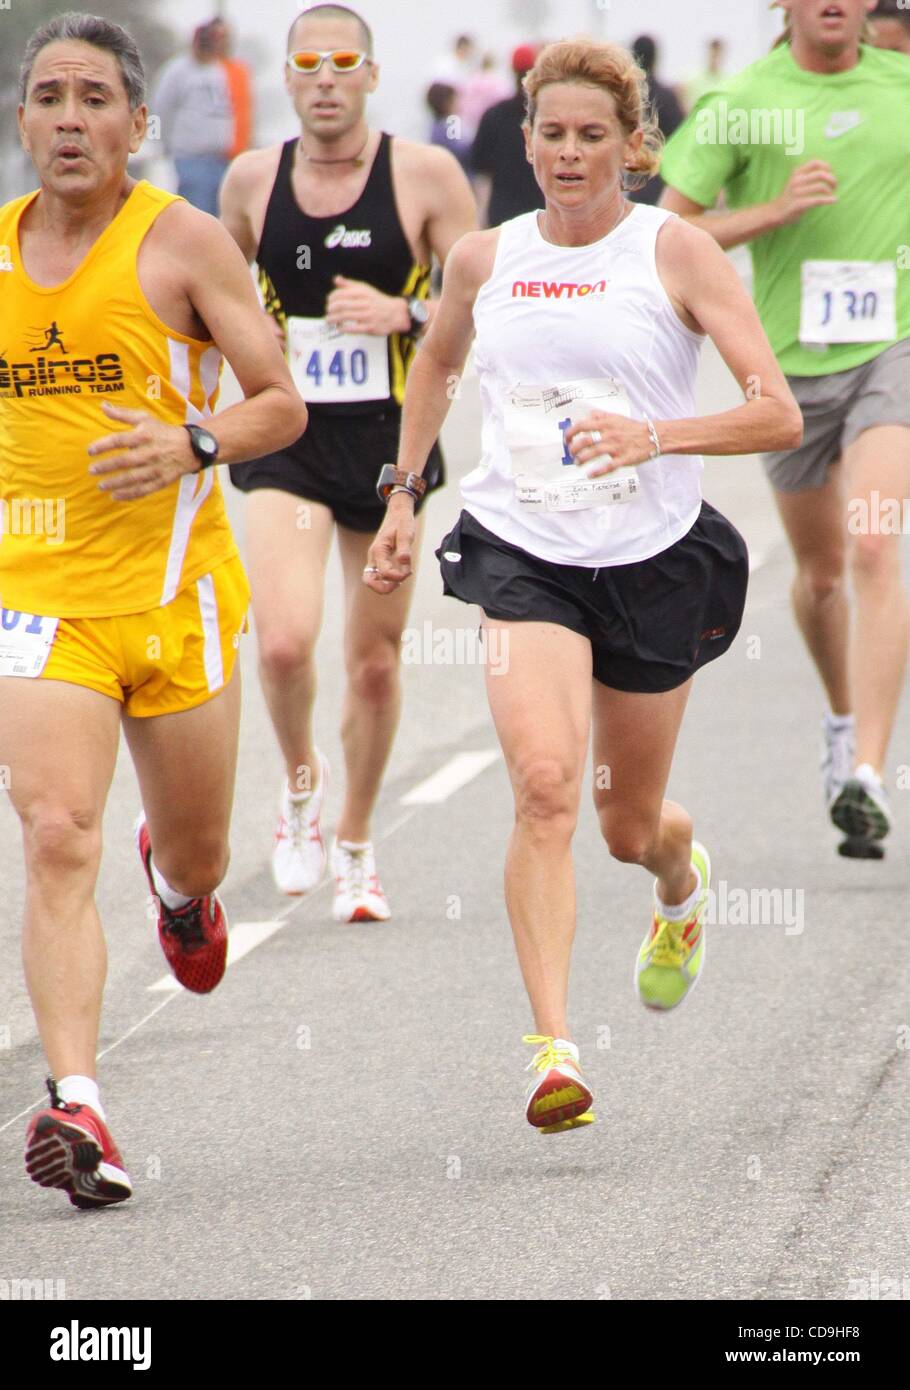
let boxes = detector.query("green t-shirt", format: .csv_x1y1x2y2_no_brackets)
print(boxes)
661,42,910,376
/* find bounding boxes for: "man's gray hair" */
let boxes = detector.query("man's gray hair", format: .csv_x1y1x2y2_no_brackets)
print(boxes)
19,11,146,107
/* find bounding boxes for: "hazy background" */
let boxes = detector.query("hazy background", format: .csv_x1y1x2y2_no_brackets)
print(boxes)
2,0,784,197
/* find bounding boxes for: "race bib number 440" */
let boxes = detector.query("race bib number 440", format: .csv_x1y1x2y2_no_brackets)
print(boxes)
286,316,389,403
799,259,897,346
0,609,59,678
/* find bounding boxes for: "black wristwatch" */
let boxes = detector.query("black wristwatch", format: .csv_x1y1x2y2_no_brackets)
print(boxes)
183,424,219,469
405,295,430,337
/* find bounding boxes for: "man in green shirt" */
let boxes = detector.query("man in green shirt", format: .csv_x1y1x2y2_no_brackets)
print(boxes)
660,0,910,856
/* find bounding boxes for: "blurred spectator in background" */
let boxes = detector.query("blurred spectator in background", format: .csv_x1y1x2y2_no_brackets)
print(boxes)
460,52,513,139
427,81,472,170
432,34,478,96
681,37,727,112
870,1,910,53
470,44,544,228
628,34,683,207
153,19,251,214
209,17,254,160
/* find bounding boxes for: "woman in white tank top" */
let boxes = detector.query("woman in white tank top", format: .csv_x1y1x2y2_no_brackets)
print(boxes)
365,38,801,1132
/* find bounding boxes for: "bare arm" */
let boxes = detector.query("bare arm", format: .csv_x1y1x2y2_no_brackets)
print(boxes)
364,229,495,591
660,160,838,251
88,208,306,499
182,212,307,461
218,151,261,263
325,145,478,337
569,218,802,475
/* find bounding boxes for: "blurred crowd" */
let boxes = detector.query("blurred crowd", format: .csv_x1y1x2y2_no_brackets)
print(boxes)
150,7,910,226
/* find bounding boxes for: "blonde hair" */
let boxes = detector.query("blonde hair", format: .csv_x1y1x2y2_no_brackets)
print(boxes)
522,38,662,189
770,3,874,48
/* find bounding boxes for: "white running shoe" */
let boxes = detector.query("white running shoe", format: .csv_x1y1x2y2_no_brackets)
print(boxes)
821,712,855,809
330,838,391,922
272,752,328,895
830,762,892,843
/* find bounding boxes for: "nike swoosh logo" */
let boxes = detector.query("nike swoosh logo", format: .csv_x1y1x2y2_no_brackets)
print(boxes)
825,114,862,139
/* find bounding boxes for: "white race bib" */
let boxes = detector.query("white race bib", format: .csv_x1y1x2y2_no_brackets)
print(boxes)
286,316,390,403
799,260,897,346
0,609,59,678
504,378,640,511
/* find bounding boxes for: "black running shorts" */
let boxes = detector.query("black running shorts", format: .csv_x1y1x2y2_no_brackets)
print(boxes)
231,407,445,533
436,502,749,693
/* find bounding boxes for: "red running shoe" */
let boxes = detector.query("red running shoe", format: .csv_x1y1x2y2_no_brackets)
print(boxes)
137,818,228,993
25,1079,132,1209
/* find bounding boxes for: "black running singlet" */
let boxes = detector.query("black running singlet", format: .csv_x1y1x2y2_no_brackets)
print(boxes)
256,133,430,416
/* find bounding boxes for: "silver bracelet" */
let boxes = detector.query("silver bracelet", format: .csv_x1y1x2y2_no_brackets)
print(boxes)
643,416,661,459
388,484,418,503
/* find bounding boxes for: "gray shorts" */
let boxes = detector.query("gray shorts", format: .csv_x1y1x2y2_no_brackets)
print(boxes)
762,338,910,493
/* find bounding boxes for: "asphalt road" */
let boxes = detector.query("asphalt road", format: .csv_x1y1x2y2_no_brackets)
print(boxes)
1,340,909,1302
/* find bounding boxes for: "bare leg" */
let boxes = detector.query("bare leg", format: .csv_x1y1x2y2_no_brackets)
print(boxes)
333,514,425,843
773,465,851,715
843,424,910,771
1,679,120,1078
591,678,695,903
482,619,592,1040
244,489,335,793
122,667,242,897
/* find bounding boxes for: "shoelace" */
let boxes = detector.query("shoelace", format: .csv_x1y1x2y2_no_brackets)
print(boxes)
163,899,208,949
522,1034,576,1074
45,1077,80,1114
335,845,371,897
647,917,690,969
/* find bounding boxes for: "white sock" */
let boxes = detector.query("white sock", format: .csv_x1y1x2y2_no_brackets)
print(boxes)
57,1074,105,1121
825,710,854,731
150,858,193,911
656,874,701,922
337,838,370,852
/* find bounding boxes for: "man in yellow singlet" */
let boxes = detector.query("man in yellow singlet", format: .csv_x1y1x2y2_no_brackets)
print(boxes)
1,13,307,1209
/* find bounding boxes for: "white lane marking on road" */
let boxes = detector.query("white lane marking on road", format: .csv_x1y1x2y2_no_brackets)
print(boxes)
0,996,179,1135
400,750,501,805
148,919,285,992
3,788,451,1129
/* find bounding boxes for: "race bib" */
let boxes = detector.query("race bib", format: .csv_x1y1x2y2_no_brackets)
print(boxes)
0,609,59,678
286,316,390,403
799,260,897,346
503,378,640,511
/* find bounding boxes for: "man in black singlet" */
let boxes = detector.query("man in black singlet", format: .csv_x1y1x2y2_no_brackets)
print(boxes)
220,3,475,920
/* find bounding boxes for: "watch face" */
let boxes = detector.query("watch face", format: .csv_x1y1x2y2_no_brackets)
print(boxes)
197,431,218,456
409,298,430,324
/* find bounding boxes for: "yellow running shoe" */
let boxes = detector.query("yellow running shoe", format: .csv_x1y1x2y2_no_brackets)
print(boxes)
523,1035,595,1133
635,841,711,1013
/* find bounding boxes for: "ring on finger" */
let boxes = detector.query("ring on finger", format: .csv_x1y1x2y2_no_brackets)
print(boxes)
363,565,379,574
589,430,602,445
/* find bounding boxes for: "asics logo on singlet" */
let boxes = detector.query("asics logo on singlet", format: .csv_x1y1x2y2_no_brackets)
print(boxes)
0,347,124,399
825,111,862,140
324,224,372,249
512,279,607,300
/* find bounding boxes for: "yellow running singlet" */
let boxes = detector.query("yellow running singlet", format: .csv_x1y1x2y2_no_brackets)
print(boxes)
0,181,238,618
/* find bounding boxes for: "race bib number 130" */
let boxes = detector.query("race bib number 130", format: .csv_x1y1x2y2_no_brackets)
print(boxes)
799,259,897,346
0,609,59,678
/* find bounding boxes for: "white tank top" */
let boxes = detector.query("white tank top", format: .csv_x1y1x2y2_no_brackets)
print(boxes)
461,204,706,567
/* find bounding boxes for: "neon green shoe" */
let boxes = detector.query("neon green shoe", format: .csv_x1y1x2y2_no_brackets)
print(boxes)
635,841,711,1012
523,1035,596,1133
